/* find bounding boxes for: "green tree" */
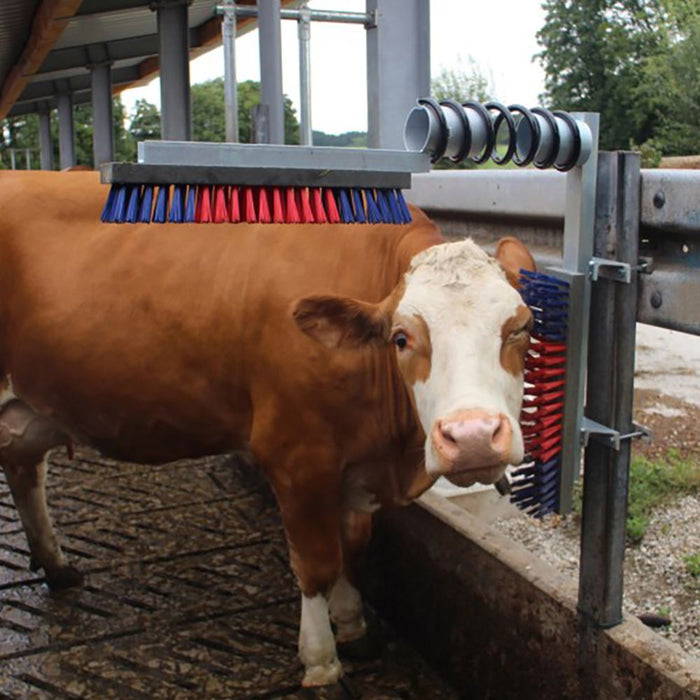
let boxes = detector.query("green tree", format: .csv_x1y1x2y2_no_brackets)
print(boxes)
129,98,161,142
536,0,700,155
191,77,300,144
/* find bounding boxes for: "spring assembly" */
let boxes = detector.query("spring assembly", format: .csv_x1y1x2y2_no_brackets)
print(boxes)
404,97,593,172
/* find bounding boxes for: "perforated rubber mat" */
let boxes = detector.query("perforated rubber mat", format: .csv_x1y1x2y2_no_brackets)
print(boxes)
0,449,457,699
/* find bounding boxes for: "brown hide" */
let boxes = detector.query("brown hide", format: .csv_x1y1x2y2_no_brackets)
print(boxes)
0,172,443,503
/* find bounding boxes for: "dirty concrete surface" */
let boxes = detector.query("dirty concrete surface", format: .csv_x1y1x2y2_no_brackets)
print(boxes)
0,451,457,699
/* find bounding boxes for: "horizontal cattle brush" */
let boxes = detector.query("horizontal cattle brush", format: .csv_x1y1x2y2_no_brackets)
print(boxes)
100,142,427,225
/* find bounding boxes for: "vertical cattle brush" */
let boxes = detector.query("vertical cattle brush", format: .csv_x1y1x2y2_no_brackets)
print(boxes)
511,270,570,517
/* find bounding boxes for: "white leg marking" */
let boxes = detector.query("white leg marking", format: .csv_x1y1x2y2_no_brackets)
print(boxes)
299,593,343,687
329,574,366,643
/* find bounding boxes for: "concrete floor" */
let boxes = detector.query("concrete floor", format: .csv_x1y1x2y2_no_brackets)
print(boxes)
0,449,457,699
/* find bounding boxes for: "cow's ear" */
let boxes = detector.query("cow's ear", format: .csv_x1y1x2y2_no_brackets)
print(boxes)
494,237,536,289
292,295,389,349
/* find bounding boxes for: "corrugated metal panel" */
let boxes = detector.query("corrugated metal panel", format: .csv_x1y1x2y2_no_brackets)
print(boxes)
0,0,41,92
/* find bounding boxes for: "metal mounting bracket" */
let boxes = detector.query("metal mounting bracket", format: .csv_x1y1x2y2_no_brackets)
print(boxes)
588,257,632,283
580,417,652,450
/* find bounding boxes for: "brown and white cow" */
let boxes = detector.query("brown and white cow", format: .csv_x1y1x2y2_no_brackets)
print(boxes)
0,171,534,687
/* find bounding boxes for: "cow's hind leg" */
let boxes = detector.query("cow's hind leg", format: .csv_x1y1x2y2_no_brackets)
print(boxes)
1,400,81,590
269,466,345,688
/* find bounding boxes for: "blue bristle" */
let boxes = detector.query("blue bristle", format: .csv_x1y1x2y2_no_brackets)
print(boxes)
139,185,154,223
375,189,392,223
101,184,117,222
125,185,141,223
396,189,412,223
339,188,354,223
153,185,169,223
169,185,185,223
365,189,381,223
184,186,196,222
111,184,128,223
385,189,402,224
352,189,366,223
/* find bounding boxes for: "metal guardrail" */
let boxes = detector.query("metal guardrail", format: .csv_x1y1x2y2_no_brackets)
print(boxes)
407,168,700,336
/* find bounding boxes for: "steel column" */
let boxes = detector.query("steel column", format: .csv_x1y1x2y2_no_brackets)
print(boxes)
298,4,312,145
38,103,53,170
155,0,191,141
90,62,114,167
366,0,430,149
221,3,238,142
56,92,76,169
577,151,641,693
258,0,284,144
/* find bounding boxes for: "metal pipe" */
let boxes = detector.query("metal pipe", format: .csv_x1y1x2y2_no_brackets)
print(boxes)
258,0,285,144
298,4,312,145
90,62,115,167
10,149,16,170
577,151,641,694
155,0,191,141
221,2,239,142
38,103,53,170
233,6,374,24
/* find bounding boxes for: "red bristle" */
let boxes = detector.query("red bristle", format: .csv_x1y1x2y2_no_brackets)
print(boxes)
196,185,212,223
213,186,229,223
229,186,241,222
299,188,315,223
258,187,272,223
324,188,341,223
272,187,285,223
244,186,257,223
285,187,301,223
311,188,327,223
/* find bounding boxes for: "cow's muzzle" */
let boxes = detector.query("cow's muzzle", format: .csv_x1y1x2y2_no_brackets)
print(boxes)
431,409,517,486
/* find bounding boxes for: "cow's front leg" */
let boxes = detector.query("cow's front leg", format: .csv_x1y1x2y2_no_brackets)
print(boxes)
329,509,372,645
271,469,344,687
1,400,81,590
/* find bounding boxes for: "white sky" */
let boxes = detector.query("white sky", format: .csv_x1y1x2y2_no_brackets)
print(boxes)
121,0,546,135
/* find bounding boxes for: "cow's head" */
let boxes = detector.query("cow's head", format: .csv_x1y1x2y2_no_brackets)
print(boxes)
292,237,535,488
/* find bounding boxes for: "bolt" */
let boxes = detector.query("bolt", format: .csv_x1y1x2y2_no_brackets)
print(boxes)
653,191,665,209
650,290,663,309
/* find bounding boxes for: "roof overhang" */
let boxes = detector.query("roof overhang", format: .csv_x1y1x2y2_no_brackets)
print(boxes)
0,0,291,120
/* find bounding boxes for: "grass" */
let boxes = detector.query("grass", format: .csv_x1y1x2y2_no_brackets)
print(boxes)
683,553,700,578
573,450,700,544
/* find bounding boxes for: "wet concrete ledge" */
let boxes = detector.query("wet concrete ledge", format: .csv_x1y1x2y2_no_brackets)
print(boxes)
365,491,700,699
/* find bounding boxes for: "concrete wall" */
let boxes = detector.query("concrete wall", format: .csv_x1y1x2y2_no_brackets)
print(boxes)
366,492,700,699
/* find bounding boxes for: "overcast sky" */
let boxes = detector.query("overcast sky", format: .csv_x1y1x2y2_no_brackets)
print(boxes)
121,0,547,135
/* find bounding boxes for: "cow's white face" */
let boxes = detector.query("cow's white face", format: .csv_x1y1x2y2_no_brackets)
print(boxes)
390,240,532,487
292,237,535,488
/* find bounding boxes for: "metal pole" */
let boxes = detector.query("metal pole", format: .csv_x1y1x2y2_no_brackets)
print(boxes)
577,151,641,695
38,102,53,170
90,62,115,167
56,91,76,169
298,3,312,145
25,148,31,169
155,0,191,141
258,0,285,144
234,6,373,24
10,149,16,170
221,2,239,142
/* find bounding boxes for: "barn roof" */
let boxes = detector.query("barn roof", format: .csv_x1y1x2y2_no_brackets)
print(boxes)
0,0,292,119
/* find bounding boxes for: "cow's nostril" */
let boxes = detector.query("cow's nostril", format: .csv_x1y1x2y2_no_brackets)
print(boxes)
440,423,458,444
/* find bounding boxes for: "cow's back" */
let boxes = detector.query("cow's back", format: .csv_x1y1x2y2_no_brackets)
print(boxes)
0,171,443,463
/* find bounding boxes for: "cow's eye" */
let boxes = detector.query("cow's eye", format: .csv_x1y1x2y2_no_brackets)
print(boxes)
393,331,409,350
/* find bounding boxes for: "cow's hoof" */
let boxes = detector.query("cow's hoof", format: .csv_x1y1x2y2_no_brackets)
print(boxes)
302,657,343,688
45,565,84,591
337,630,382,661
296,683,346,700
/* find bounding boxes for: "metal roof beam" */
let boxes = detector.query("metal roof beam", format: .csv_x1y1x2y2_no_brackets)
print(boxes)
76,0,151,15
12,65,140,105
34,31,200,76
